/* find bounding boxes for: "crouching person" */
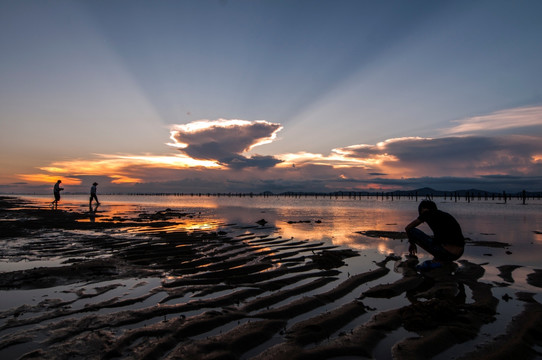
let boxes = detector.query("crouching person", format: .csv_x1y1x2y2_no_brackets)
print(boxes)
405,200,464,271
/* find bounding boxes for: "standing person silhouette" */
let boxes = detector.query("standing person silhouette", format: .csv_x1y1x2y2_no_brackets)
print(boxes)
405,200,465,271
89,182,100,206
52,180,64,209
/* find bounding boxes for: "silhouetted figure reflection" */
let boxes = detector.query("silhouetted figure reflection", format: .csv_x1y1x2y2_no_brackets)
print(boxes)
89,182,100,206
89,203,99,222
51,180,64,210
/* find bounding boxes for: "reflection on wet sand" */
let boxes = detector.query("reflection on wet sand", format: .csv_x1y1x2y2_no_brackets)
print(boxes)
88,203,99,222
1,196,542,359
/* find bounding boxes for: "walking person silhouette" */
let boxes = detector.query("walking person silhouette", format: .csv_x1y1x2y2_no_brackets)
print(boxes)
51,180,64,209
89,182,100,206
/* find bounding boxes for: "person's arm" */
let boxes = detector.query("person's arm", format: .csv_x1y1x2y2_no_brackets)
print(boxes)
405,218,422,231
405,218,423,255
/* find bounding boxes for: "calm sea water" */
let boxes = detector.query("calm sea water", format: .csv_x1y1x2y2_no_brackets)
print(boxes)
15,194,542,272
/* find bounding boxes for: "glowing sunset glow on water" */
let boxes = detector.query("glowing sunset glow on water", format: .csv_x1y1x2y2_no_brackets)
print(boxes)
2,194,542,359
16,194,542,269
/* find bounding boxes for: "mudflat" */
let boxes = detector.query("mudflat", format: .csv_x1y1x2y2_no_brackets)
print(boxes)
1,196,541,359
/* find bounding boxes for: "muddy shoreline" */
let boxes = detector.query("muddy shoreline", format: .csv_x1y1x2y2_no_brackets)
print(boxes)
1,196,541,359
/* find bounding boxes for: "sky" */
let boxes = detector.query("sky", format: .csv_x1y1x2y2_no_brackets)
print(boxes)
1,0,542,195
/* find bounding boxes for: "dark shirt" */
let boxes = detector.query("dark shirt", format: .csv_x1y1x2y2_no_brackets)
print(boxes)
418,209,464,247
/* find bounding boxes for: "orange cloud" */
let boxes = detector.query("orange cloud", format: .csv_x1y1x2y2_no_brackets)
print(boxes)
107,154,220,168
18,153,221,185
278,151,372,168
110,175,142,184
18,174,82,185
364,183,397,190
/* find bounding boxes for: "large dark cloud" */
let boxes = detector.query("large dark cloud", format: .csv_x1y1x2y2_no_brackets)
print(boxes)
220,154,282,169
385,136,539,160
338,135,542,176
170,119,283,169
389,136,541,175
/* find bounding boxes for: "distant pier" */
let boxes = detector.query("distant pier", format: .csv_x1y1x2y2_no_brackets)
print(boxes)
117,190,541,204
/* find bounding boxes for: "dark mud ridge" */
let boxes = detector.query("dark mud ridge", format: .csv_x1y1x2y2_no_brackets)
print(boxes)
1,197,541,359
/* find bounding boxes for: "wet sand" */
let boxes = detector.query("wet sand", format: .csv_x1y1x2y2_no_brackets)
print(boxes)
1,196,541,359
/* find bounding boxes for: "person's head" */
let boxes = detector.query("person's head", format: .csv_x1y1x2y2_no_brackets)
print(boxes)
57,180,62,184
418,200,437,215
93,182,98,186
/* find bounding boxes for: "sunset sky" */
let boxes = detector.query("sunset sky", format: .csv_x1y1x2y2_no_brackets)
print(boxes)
1,0,542,194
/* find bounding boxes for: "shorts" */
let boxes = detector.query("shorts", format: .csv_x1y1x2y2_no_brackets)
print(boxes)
407,228,463,261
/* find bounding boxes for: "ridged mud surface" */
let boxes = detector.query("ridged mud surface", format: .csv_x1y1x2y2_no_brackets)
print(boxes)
1,196,541,359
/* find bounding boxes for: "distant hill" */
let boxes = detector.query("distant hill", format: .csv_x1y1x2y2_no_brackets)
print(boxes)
274,187,541,197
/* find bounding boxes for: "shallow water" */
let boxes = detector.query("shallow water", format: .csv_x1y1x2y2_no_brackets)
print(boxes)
15,194,542,268
6,194,542,301
2,194,542,359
